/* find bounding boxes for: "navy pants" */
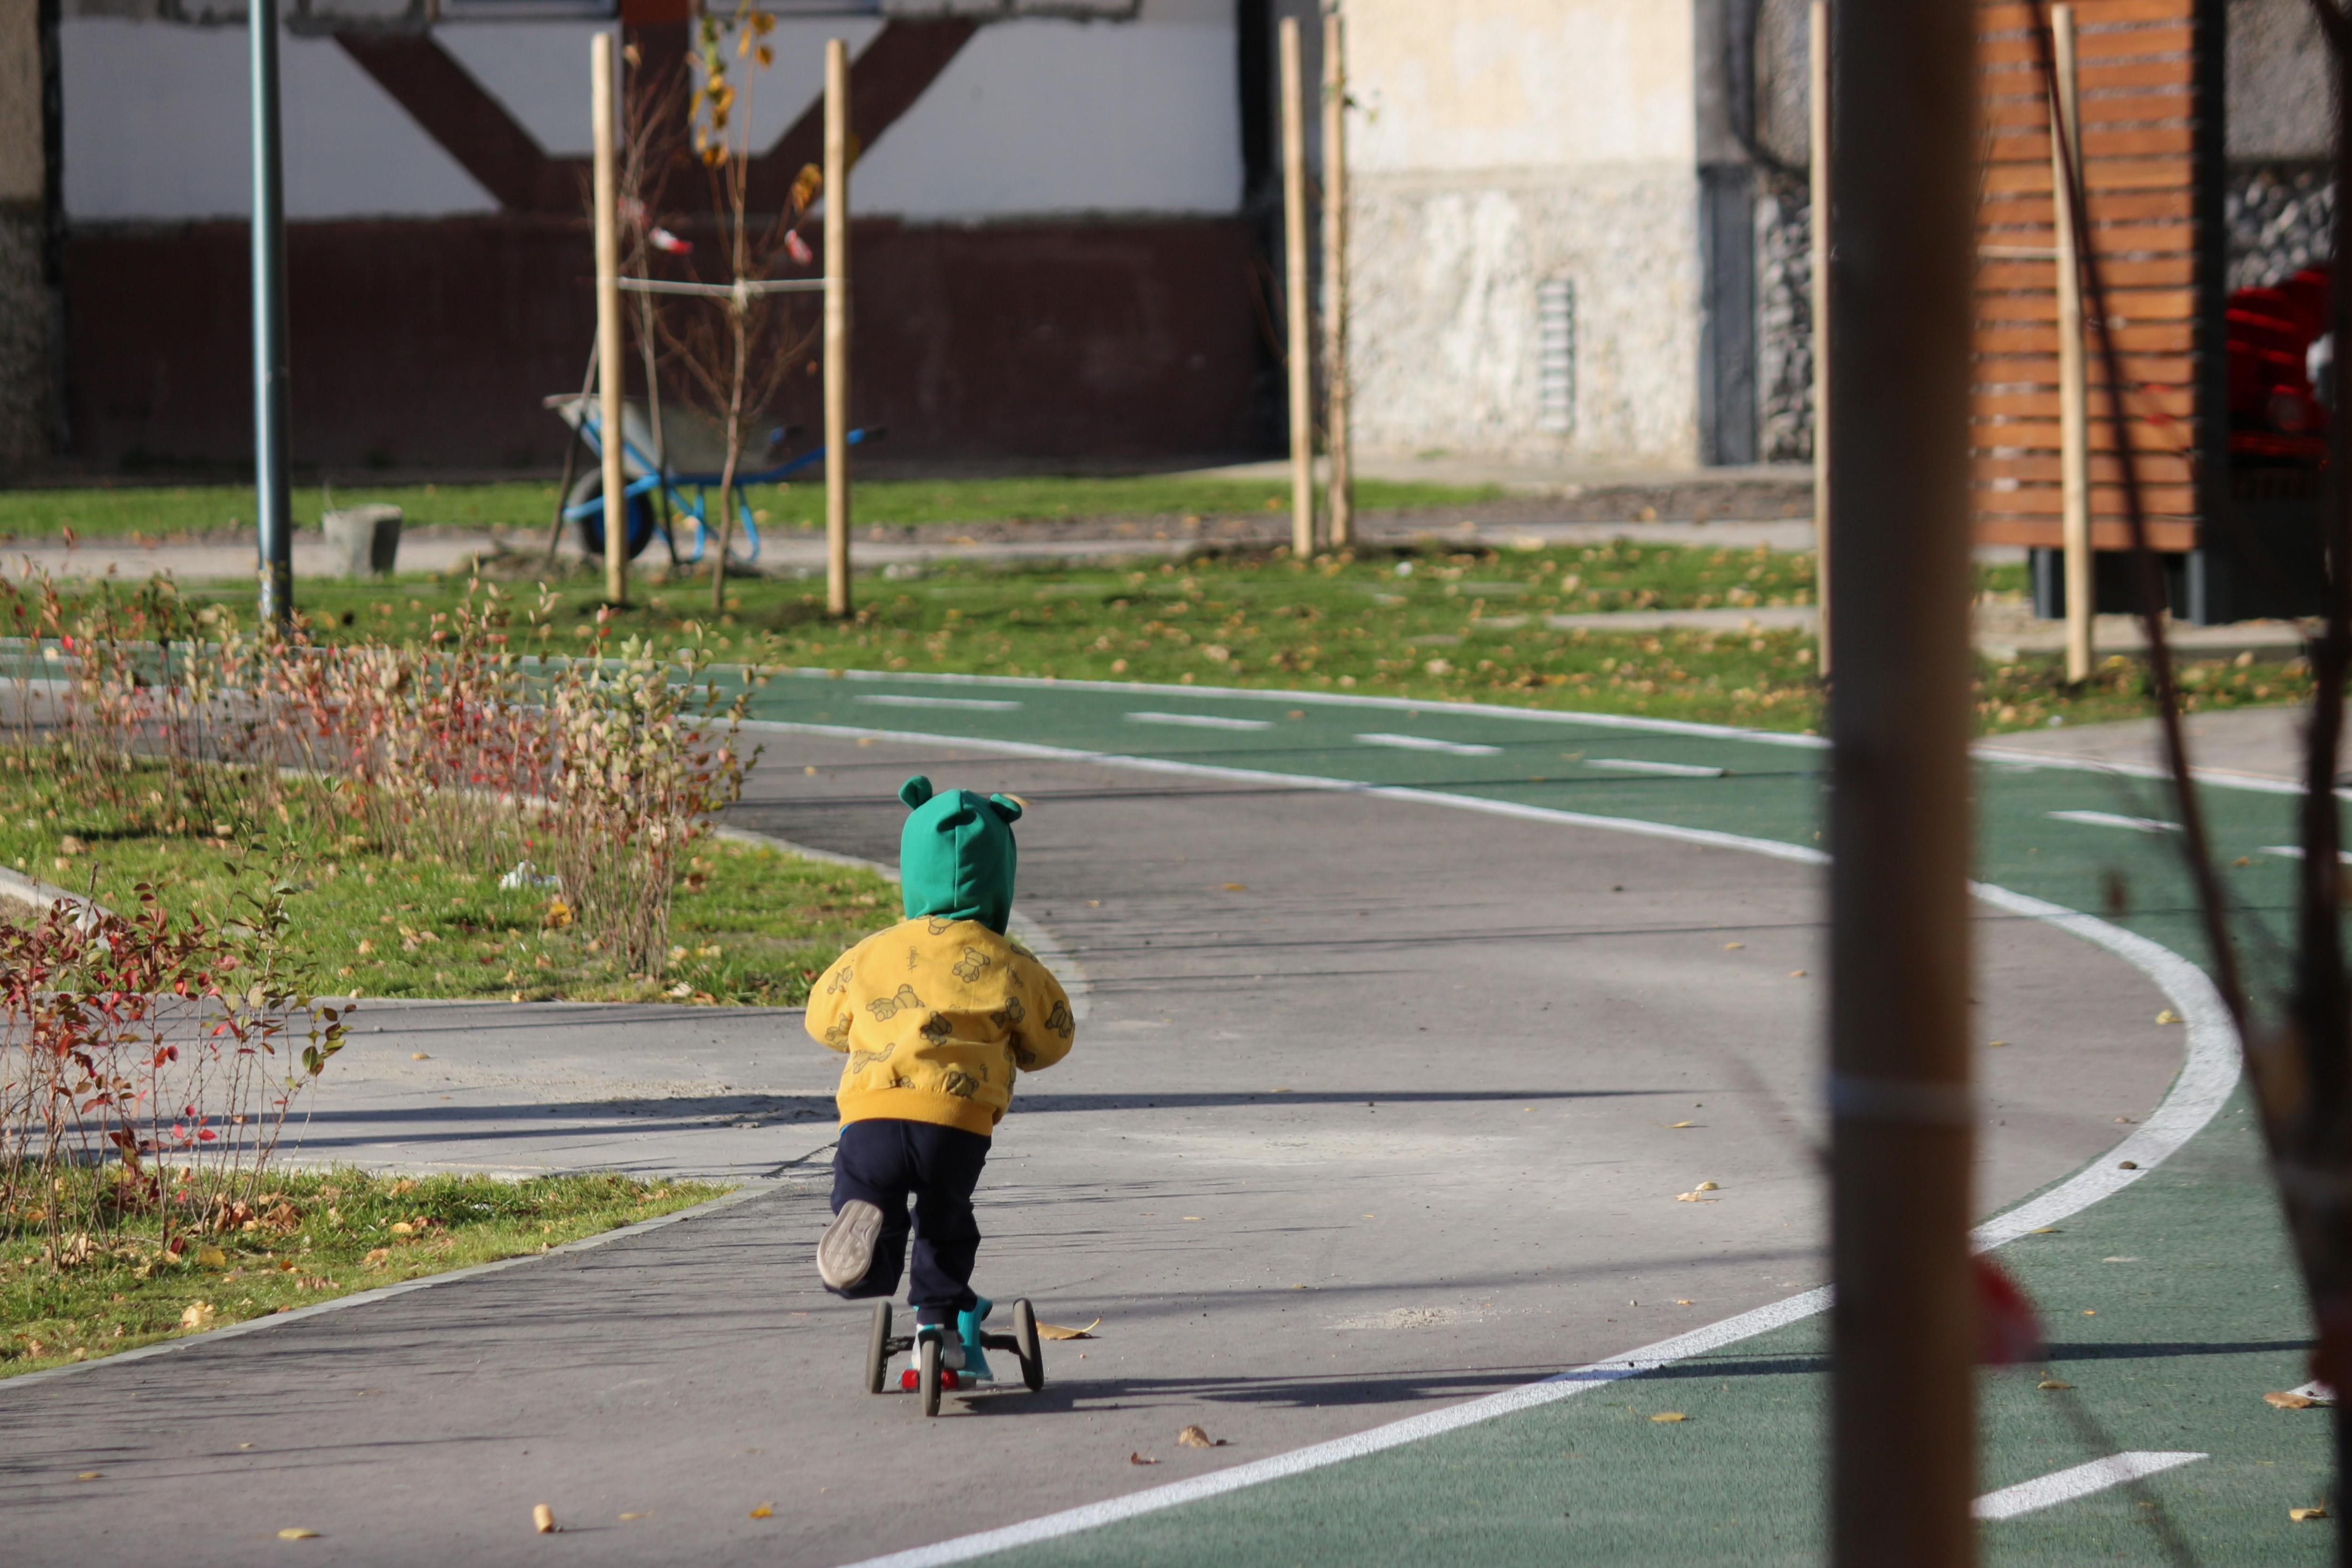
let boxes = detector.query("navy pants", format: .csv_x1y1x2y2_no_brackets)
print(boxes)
827,1118,992,1323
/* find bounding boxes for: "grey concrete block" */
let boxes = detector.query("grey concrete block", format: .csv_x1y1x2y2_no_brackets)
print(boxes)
322,504,403,576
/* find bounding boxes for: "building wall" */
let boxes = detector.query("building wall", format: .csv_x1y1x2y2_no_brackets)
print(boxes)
0,0,53,469
1343,0,1702,466
52,0,1259,470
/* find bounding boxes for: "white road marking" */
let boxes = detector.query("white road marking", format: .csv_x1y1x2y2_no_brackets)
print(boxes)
781,664,1832,749
1125,711,1273,731
2258,845,2352,862
740,718,2241,1568
2047,809,2180,834
1589,757,1727,779
852,694,1022,711
1355,732,1502,757
1973,1452,2208,1521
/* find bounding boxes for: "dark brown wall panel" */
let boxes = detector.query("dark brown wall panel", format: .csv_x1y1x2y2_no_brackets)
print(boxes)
66,214,1263,471
1972,0,2213,551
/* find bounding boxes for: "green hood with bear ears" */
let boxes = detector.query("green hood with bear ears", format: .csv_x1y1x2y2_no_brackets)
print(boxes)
896,775,1023,934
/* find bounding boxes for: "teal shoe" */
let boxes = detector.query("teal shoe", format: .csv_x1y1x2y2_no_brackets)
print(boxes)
956,1296,995,1382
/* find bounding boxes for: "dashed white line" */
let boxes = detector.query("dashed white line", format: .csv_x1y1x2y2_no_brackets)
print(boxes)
1589,757,1727,779
1973,1451,2208,1521
2046,810,2180,834
853,694,1022,712
2258,845,2352,862
1355,732,1501,757
1125,711,1273,732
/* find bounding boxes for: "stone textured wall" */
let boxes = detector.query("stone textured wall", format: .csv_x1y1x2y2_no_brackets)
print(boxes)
1349,165,1701,466
0,205,49,468
2227,163,2331,293
1754,176,1811,464
0,0,51,469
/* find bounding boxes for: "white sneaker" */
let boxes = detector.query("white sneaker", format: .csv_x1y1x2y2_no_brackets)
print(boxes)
817,1200,884,1289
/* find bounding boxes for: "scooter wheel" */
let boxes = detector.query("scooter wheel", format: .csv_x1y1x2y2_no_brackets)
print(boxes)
865,1301,892,1395
919,1334,943,1417
1012,1297,1044,1392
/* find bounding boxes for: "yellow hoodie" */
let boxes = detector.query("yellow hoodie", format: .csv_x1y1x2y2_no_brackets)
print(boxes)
806,915,1075,1137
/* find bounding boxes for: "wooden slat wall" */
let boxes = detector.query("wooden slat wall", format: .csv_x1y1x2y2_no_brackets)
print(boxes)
1973,0,2208,553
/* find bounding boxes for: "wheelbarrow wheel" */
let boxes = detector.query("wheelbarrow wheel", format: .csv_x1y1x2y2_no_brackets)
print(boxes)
568,470,659,562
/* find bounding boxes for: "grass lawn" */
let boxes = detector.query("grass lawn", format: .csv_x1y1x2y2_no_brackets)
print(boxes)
0,756,897,1005
191,541,2309,737
0,1167,723,1377
0,473,1502,544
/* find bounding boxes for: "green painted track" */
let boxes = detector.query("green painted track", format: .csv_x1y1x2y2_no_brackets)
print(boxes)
736,669,2324,1567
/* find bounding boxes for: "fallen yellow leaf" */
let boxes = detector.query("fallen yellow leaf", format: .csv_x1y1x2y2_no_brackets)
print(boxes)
619,1512,647,1520
277,1528,320,1540
1668,1121,1695,1129
1674,1298,1694,1306
532,1503,556,1534
2156,1009,2182,1025
1650,1412,1688,1424
1177,1425,1226,1449
195,1245,227,1268
2293,1506,2329,1522
2036,1379,2073,1391
1222,883,1247,892
749,1505,774,1520
1694,1180,1720,1192
74,1471,100,1480
1037,1318,1099,1340
2266,1390,2318,1410
363,1248,391,1268
180,1301,215,1329
411,1052,430,1061
389,1222,415,1236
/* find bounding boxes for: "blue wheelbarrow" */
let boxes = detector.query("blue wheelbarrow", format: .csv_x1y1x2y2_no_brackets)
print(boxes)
544,392,883,564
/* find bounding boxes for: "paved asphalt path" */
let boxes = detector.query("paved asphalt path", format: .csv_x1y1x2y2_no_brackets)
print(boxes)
0,707,2188,1566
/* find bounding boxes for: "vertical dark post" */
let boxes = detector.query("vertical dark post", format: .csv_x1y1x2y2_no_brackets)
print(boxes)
1825,0,1978,1564
250,0,292,628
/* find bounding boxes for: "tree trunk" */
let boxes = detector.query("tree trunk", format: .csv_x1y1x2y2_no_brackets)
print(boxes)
710,305,747,615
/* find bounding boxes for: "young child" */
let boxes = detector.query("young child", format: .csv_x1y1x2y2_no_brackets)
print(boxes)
806,775,1075,1381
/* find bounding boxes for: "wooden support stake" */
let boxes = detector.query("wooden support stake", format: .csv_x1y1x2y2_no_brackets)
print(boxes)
1825,0,1979,1564
824,36,854,620
592,31,628,608
1322,8,1353,548
2053,5,2092,682
1279,16,1315,558
1809,0,1832,677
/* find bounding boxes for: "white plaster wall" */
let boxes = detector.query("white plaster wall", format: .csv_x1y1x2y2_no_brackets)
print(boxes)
1347,0,1694,174
61,19,500,218
61,0,1235,223
1351,166,1700,464
1341,0,1701,463
859,0,1239,218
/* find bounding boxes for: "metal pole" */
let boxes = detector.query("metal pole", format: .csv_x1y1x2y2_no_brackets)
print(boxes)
824,37,853,620
1808,0,1831,677
592,32,628,607
1824,0,1978,1564
1322,8,1353,549
2052,5,2092,683
250,0,292,629
1279,16,1315,558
